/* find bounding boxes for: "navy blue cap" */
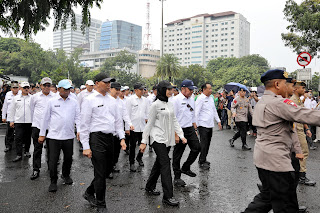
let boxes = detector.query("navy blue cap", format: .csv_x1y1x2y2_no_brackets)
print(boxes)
181,79,197,90
260,69,289,83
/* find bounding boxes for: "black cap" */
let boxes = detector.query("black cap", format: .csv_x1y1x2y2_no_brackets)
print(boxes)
94,73,115,83
111,82,121,89
134,83,145,90
152,85,158,90
157,81,174,90
260,69,289,83
286,78,296,83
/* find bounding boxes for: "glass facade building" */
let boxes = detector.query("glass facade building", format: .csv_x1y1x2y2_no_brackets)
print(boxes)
100,20,142,51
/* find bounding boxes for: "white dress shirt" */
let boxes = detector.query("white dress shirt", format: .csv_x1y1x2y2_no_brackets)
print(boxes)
126,94,149,132
195,93,221,128
80,91,125,150
147,93,156,105
77,89,95,109
142,100,184,147
172,93,196,128
116,97,132,131
304,97,312,109
2,90,21,120
8,94,32,123
30,91,55,129
40,95,80,140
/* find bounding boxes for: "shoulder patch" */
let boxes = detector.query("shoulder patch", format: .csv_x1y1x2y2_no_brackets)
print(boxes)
284,99,297,107
233,100,237,104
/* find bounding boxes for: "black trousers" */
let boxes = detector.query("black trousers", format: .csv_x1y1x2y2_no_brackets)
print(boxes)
32,127,50,171
113,136,121,167
233,121,248,145
15,123,32,156
125,133,130,151
221,109,228,127
248,114,257,134
198,126,213,164
146,142,173,199
5,122,14,149
243,167,298,213
172,127,201,179
129,131,143,164
86,132,114,208
48,138,73,182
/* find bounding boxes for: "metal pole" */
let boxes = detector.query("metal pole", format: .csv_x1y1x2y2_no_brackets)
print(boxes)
161,0,164,57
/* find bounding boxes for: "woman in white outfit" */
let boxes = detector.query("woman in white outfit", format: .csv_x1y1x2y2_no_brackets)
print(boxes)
140,80,187,206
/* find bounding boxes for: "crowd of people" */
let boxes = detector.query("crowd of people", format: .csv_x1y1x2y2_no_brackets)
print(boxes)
0,69,319,212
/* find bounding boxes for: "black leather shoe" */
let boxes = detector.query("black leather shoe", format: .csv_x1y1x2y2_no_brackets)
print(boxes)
124,150,130,155
149,146,153,152
12,155,22,162
181,169,196,177
107,172,113,179
204,160,210,165
130,164,136,172
96,207,108,213
226,125,231,129
83,191,97,207
61,175,73,185
4,147,11,152
199,163,210,170
242,144,251,151
30,170,40,180
48,183,57,192
229,139,235,147
145,188,160,196
299,205,307,213
136,158,144,166
174,179,186,187
162,197,179,206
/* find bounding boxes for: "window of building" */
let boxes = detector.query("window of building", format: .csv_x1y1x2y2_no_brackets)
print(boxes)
206,25,209,27
231,43,234,46
206,30,209,32
206,35,208,38
225,22,228,25
221,39,224,41
206,46,208,48
231,49,234,51
215,29,218,31
231,32,234,35
231,27,234,29
221,28,224,31
231,38,234,40
206,41,208,43
231,21,234,24
206,56,208,58
206,51,208,53
191,56,202,58
221,23,224,25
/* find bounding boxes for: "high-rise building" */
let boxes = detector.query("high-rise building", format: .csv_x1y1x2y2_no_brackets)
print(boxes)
163,11,250,67
99,20,142,51
53,14,102,53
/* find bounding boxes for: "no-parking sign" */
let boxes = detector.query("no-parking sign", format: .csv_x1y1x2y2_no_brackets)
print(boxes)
297,52,312,67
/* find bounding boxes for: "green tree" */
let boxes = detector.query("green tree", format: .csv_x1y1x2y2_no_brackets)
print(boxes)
175,64,213,88
100,50,137,74
156,54,181,82
282,0,320,56
110,70,145,89
0,0,103,39
310,72,319,92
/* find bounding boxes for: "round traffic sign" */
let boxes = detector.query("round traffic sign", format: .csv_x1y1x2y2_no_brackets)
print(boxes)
297,52,312,67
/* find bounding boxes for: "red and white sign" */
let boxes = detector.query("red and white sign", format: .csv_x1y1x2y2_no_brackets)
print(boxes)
297,52,312,67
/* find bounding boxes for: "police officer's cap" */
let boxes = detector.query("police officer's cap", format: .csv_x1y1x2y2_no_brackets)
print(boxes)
260,69,289,83
286,78,296,84
295,81,306,87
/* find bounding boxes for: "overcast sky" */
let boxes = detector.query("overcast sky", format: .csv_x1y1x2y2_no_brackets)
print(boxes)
31,0,318,74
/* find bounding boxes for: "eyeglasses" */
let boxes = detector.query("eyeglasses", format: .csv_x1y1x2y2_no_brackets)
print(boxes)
23,87,30,89
187,104,194,112
43,84,51,87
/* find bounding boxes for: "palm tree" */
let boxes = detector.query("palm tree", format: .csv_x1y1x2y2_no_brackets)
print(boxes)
156,54,180,82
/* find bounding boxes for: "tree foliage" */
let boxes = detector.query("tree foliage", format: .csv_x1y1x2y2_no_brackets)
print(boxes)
100,50,137,74
156,54,181,82
0,0,103,39
282,0,320,56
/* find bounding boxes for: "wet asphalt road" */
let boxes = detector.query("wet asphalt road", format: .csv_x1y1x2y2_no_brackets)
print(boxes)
0,125,320,213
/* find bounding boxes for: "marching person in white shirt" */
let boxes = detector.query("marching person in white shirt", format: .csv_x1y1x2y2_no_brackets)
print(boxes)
30,77,55,180
172,79,201,187
38,79,80,192
77,79,95,151
77,80,95,108
126,83,149,172
140,81,186,207
195,83,222,169
2,81,21,152
8,82,32,162
108,82,134,179
80,73,126,213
